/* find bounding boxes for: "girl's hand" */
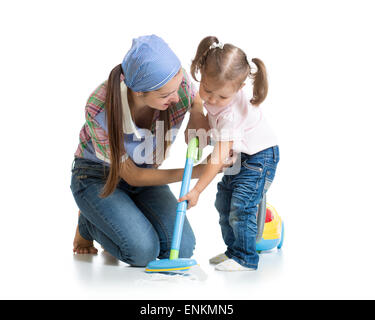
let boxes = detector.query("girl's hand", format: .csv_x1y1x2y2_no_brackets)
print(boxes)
221,149,238,170
178,188,201,210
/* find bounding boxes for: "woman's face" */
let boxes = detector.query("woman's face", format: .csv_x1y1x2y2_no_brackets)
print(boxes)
140,68,183,110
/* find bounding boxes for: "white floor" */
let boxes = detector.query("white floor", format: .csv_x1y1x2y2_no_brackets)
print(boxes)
2,183,375,300
2,234,375,300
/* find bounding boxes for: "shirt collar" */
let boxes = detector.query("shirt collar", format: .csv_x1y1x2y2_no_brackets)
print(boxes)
120,81,142,139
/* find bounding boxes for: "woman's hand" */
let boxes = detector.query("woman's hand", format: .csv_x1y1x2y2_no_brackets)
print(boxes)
178,188,201,210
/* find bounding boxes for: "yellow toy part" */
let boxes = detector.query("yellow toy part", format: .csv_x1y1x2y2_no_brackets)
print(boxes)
262,204,282,240
256,203,284,252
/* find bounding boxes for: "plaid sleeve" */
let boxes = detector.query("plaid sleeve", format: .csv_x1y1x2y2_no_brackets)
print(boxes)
181,68,197,109
86,113,111,163
85,82,111,163
169,68,197,126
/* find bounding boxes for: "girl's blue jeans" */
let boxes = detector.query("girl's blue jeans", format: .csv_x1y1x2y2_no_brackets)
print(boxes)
70,158,196,267
215,146,280,269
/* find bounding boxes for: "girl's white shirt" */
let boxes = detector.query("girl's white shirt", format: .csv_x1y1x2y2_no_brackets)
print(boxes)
204,88,278,155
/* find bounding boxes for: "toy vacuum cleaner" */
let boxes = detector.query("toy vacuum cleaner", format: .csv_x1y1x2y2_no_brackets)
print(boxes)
145,137,284,274
145,138,200,273
256,196,284,252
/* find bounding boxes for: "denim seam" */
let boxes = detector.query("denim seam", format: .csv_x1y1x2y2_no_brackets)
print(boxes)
264,163,277,185
72,167,107,175
272,146,278,163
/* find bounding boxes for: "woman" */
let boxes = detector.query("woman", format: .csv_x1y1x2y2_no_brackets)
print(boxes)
71,35,209,267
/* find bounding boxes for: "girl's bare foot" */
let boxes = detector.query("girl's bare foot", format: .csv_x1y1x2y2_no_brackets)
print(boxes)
73,211,98,254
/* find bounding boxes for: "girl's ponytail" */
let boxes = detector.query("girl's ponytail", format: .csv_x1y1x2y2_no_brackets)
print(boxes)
249,58,268,106
101,64,125,198
191,36,219,81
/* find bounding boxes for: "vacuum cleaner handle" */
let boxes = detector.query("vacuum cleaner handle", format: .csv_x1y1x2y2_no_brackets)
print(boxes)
256,193,267,243
170,138,199,260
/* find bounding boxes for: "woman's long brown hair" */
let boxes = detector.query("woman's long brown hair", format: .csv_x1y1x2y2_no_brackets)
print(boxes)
191,36,268,106
101,64,124,198
101,64,172,197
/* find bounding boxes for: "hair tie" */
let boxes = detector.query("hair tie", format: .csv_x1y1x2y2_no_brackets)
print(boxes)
209,42,224,50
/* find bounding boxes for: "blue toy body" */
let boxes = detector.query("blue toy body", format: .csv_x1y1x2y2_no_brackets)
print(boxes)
256,204,284,252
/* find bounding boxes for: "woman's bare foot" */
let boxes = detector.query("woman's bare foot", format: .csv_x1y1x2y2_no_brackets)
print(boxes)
73,211,98,254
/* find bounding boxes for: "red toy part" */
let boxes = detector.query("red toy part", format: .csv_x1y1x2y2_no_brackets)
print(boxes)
265,208,274,223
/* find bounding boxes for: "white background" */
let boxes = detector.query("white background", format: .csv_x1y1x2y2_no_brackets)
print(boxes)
1,0,375,299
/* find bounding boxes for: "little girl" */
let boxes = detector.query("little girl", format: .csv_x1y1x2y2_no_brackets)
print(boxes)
179,36,279,271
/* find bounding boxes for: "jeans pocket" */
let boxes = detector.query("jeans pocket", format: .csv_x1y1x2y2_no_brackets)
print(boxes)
71,168,106,197
242,162,263,173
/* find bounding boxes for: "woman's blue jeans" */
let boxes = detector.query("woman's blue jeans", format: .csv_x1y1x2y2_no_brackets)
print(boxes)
70,158,196,267
215,146,279,269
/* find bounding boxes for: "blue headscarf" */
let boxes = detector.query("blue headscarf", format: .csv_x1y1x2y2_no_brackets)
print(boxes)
121,35,181,92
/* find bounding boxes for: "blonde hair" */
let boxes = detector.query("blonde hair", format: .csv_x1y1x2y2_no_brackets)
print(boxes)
191,36,268,106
